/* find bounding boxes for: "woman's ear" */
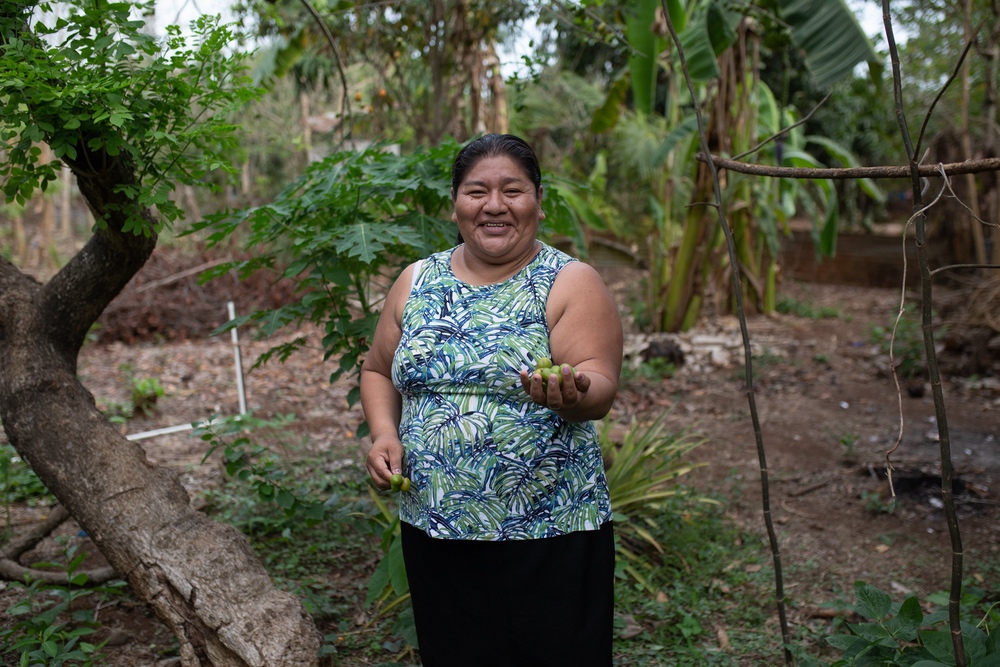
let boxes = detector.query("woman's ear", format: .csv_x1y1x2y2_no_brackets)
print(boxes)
537,185,546,220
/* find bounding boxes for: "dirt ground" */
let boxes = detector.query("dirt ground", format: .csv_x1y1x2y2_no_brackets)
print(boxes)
2,260,999,665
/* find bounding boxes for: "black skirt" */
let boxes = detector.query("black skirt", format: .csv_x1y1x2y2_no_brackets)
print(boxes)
400,521,615,667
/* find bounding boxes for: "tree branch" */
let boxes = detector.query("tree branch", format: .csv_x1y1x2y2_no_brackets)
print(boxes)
700,154,1000,179
1,505,70,560
913,17,985,159
930,263,1000,276
0,505,119,586
38,155,158,363
882,2,966,665
298,0,352,136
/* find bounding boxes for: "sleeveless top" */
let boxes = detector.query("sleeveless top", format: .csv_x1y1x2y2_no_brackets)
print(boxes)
392,242,613,540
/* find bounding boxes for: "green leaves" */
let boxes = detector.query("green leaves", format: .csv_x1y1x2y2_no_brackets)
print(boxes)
190,142,458,391
195,413,329,522
0,0,261,234
625,0,665,116
854,581,892,620
778,0,880,89
826,582,1000,667
676,0,740,81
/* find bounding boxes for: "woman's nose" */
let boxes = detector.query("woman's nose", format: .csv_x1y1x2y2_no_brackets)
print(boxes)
483,190,506,213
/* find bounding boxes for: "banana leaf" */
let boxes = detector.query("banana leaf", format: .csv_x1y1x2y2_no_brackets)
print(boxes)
626,0,666,115
651,115,699,168
783,149,839,257
591,75,630,134
677,0,740,81
807,135,887,203
779,0,880,89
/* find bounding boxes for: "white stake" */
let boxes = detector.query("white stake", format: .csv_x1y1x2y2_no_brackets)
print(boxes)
228,301,248,416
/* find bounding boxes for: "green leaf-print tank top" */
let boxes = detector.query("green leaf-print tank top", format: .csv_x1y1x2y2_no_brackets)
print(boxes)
392,242,612,540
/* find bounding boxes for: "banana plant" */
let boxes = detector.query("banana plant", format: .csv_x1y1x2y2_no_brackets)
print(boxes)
594,0,881,331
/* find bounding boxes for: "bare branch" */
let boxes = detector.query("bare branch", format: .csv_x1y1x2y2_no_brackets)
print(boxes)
883,3,966,664
0,505,71,560
0,559,118,586
930,263,1000,276
298,0,352,132
701,154,1000,179
0,504,119,586
884,171,952,487
914,17,987,158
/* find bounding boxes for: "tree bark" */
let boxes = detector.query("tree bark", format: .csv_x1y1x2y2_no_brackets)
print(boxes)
959,0,986,264
985,0,1000,263
60,163,73,237
0,139,320,667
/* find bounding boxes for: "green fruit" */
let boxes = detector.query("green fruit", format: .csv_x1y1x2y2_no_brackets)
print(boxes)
399,477,411,492
389,473,403,491
535,356,552,370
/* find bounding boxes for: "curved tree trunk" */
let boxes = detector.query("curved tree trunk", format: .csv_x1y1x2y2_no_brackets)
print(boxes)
0,144,320,667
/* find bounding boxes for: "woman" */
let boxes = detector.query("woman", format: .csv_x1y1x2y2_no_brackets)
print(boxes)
360,134,623,666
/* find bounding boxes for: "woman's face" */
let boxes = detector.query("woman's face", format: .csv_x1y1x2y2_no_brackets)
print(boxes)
452,155,544,262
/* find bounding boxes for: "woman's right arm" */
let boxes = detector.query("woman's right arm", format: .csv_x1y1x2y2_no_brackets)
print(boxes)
359,263,416,490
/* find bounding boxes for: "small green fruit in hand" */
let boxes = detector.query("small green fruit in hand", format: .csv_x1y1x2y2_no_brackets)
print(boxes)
390,473,403,492
534,359,577,391
399,477,411,492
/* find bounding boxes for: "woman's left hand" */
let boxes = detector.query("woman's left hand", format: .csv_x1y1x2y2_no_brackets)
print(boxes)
519,365,592,411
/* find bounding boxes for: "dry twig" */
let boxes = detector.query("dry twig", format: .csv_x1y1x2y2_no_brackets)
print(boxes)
0,505,118,585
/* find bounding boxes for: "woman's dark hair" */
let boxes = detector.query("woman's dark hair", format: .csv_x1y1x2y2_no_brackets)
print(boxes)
451,134,542,199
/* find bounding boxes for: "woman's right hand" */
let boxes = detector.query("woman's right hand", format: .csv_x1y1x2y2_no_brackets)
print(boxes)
366,436,405,490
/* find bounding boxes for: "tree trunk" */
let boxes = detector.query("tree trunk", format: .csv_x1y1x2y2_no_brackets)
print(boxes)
300,89,312,168
36,143,57,275
0,142,320,667
60,163,73,237
960,0,986,264
12,209,26,264
985,0,1000,262
485,41,509,134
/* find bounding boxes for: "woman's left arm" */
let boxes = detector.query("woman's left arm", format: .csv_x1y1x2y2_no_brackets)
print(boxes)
519,262,623,421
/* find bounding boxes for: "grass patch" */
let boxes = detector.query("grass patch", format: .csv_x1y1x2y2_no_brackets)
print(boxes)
777,296,843,320
622,357,678,383
612,496,785,666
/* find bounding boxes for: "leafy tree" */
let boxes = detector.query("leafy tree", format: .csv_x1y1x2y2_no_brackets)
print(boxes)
239,0,533,145
0,2,321,664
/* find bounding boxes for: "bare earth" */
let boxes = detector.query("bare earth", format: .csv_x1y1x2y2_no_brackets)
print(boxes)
2,268,998,665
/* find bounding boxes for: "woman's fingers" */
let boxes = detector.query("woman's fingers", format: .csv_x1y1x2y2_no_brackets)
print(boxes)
367,438,404,489
520,366,588,410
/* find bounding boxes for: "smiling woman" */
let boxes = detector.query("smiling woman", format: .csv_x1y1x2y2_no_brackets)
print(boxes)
451,154,544,274
359,134,624,666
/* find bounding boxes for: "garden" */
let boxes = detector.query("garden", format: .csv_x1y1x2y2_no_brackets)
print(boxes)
1,1,999,666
